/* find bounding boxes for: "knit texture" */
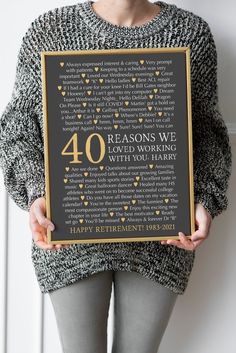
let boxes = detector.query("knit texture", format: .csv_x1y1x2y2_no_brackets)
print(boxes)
0,0,232,294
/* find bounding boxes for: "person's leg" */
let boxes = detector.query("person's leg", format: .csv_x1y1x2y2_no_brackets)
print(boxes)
111,270,178,353
49,270,113,353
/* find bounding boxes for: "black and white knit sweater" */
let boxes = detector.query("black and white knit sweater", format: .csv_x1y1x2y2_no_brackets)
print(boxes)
0,0,232,294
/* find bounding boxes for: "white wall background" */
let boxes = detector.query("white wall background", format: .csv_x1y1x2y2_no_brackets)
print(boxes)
0,1,235,353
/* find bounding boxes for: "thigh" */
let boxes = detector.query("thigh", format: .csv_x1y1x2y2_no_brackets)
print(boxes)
49,270,113,353
111,271,178,353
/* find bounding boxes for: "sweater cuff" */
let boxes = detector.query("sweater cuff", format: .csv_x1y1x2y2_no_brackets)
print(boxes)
25,175,46,212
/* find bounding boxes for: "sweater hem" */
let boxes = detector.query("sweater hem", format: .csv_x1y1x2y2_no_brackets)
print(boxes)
31,241,195,295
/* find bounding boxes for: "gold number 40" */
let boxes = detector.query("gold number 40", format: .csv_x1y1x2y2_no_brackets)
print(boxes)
61,132,105,164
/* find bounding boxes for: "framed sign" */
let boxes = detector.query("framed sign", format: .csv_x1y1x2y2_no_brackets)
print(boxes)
41,47,195,245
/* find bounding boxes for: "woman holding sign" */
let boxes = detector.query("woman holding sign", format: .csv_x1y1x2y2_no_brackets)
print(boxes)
0,0,232,352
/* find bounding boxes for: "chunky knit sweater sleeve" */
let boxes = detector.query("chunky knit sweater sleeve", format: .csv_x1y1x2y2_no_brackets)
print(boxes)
190,22,232,219
0,25,46,211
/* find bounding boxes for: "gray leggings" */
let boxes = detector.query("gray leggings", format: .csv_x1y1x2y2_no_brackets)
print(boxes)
49,270,178,353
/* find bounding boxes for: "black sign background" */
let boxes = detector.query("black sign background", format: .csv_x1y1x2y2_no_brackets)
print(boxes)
41,48,195,244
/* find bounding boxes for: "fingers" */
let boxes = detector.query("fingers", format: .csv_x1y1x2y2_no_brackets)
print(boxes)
33,235,70,251
29,200,70,251
30,205,55,250
160,203,212,250
32,230,55,251
160,232,205,251
54,243,71,250
32,228,70,251
33,203,55,231
161,232,199,251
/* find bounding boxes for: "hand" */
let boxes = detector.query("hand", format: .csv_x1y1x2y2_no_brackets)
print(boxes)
160,203,212,251
29,196,70,251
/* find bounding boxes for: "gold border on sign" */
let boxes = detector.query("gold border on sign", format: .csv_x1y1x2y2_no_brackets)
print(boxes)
41,47,195,245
